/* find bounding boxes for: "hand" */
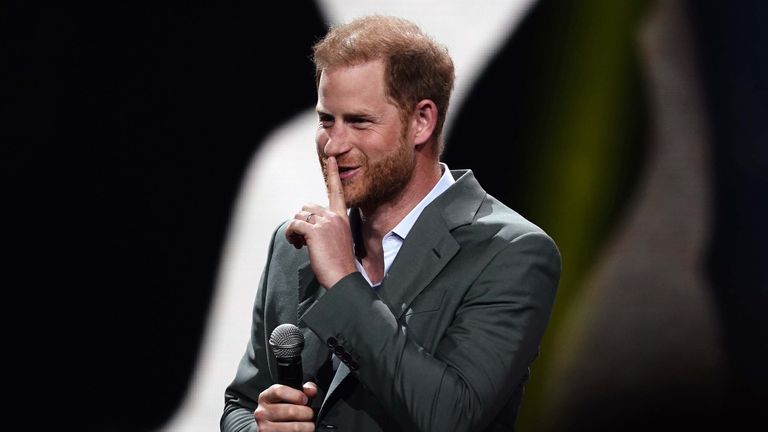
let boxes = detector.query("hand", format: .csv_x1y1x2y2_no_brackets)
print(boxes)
285,156,357,288
253,382,318,431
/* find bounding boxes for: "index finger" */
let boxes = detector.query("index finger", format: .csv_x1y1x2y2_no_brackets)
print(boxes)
326,156,347,215
259,384,309,405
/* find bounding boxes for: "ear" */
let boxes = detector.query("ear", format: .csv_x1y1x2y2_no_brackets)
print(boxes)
411,99,438,147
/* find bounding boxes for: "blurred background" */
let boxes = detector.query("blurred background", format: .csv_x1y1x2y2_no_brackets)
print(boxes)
5,0,766,431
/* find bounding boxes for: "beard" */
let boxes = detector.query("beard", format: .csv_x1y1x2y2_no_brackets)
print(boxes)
320,138,415,210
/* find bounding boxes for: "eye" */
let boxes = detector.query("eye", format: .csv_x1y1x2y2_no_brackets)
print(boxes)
318,114,334,129
349,117,372,129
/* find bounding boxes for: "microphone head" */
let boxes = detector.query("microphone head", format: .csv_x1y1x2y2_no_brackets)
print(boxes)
269,323,305,359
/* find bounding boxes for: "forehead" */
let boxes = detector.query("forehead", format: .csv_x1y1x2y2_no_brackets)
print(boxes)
316,60,393,112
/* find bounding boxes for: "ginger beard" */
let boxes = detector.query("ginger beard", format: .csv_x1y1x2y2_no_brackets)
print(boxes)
320,136,416,211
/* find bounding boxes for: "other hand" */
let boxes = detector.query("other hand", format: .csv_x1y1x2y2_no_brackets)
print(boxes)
253,382,318,431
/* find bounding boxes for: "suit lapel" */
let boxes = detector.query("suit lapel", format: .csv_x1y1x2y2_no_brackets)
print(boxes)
379,170,485,320
379,208,459,319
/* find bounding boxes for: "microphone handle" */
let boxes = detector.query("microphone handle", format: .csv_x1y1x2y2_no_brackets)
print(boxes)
276,356,303,390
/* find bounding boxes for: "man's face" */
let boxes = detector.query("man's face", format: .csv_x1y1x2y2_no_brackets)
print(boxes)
315,60,415,210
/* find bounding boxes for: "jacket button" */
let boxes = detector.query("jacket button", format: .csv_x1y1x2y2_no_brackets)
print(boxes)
348,360,359,371
326,337,337,348
341,352,352,363
333,345,345,356
320,422,337,429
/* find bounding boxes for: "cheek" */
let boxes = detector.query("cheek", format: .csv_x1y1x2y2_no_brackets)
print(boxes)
356,128,392,151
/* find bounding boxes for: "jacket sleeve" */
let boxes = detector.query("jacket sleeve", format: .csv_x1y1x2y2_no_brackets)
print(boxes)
220,224,283,432
300,231,561,432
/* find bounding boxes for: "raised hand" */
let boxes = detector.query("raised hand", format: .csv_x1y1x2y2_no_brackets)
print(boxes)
285,157,357,288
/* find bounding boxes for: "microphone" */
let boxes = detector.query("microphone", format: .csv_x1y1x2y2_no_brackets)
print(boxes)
269,323,305,390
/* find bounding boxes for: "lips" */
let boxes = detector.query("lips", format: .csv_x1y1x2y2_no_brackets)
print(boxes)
338,166,361,181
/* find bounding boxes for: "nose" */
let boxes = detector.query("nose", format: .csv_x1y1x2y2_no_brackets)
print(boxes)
319,124,351,157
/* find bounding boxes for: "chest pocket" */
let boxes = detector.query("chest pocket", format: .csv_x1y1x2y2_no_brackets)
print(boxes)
402,291,447,352
404,291,445,316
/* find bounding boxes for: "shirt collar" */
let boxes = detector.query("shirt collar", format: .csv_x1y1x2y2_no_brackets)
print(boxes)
389,162,455,240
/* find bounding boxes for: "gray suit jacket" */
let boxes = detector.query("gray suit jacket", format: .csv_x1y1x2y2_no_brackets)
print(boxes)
222,170,561,431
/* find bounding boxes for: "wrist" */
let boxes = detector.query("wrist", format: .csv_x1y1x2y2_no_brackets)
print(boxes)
325,267,357,289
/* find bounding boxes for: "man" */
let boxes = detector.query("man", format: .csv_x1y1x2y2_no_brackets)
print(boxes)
222,15,560,432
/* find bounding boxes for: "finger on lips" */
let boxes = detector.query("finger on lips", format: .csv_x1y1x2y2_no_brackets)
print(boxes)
325,157,347,215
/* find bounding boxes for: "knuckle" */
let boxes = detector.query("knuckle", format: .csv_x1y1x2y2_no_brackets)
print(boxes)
257,388,269,403
253,406,266,420
286,405,298,419
285,405,310,422
263,384,282,400
271,384,286,399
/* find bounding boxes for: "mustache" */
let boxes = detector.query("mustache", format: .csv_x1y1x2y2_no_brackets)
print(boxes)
319,156,366,172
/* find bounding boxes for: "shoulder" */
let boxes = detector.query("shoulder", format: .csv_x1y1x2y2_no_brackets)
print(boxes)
444,170,555,243
476,193,551,241
443,174,560,268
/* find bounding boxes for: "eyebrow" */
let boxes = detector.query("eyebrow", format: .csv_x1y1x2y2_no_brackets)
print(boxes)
316,109,379,122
